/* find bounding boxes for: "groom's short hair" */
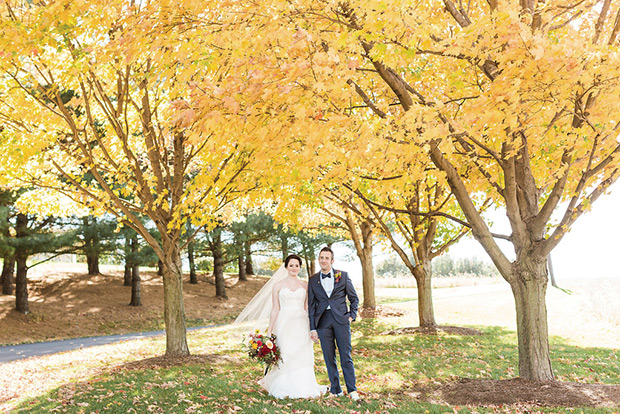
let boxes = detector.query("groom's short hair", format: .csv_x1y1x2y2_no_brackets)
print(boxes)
319,246,334,259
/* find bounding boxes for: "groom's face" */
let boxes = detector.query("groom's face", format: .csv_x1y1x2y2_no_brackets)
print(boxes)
318,251,334,273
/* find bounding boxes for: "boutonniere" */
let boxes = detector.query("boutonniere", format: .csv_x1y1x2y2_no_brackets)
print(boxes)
334,271,342,284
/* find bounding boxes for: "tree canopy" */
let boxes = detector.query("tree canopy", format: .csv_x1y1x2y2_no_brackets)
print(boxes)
2,0,620,379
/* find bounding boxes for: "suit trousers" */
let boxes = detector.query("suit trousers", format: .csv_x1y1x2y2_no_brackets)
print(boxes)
316,309,356,394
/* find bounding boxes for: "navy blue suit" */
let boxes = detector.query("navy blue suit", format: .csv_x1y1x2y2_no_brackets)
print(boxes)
308,269,359,394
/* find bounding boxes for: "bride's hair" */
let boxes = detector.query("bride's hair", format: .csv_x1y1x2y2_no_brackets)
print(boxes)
284,254,302,267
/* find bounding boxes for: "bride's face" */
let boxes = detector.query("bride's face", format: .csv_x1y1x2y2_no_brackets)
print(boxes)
286,259,301,277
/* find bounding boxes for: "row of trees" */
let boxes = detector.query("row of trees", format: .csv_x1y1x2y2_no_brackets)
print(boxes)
377,254,499,279
0,200,343,311
2,0,619,381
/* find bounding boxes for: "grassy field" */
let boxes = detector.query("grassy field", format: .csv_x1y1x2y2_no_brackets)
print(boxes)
3,314,620,413
2,267,620,413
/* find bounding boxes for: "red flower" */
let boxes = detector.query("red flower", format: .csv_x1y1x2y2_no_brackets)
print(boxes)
334,271,342,283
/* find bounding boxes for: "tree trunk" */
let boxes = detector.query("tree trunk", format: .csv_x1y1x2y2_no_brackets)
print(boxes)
161,236,189,357
123,234,132,286
429,139,556,380
547,255,557,288
414,261,436,327
238,254,247,282
84,217,100,275
303,253,312,277
348,218,377,310
87,251,100,275
188,240,198,284
310,257,316,276
157,259,164,276
129,236,141,306
213,229,227,299
15,253,28,314
14,213,29,314
244,241,254,275
359,222,376,310
281,236,288,260
510,259,554,381
1,254,14,295
360,249,376,310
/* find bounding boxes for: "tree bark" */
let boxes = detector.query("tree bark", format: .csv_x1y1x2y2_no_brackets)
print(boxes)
2,210,15,295
129,265,142,306
238,254,247,282
429,141,556,379
510,259,555,381
244,241,254,275
87,251,100,275
84,217,100,275
161,236,189,356
188,239,198,284
303,253,312,277
281,236,288,260
14,213,29,314
547,255,557,288
129,236,141,306
213,229,227,299
414,262,436,327
353,221,376,310
359,251,376,309
157,259,164,276
15,252,28,314
123,234,132,286
1,254,14,295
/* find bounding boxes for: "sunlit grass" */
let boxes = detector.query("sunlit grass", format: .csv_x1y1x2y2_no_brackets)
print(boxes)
5,318,620,414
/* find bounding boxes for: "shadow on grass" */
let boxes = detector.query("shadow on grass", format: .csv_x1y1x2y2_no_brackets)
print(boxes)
11,325,620,414
13,351,432,414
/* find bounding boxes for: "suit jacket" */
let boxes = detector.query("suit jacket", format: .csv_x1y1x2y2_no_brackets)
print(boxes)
308,269,359,331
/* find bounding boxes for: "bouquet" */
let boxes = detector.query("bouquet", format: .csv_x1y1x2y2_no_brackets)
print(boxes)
243,330,281,374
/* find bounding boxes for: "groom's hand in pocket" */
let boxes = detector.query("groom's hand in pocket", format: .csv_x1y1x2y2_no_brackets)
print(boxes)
310,330,319,343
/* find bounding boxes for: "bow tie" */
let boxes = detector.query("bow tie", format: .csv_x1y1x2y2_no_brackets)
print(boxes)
321,273,331,279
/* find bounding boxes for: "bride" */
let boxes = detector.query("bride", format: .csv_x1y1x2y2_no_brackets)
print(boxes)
234,254,325,399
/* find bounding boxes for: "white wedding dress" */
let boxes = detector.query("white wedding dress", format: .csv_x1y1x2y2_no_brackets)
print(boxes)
259,287,325,399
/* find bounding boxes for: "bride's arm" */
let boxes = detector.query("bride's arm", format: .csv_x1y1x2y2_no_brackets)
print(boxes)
303,282,309,312
267,285,280,336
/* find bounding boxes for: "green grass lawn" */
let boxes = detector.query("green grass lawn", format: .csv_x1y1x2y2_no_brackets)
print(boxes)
376,296,415,305
10,317,620,414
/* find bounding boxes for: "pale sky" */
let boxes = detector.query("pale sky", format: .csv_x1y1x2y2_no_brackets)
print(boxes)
448,182,620,280
336,182,620,281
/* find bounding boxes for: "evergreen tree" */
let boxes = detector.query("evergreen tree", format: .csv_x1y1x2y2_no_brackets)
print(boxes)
0,190,15,295
8,213,77,313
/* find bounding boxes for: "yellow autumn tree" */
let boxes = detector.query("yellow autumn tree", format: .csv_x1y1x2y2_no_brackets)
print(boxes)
0,0,286,356
228,0,620,381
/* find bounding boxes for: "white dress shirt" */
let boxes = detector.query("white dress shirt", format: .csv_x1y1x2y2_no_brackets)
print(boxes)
320,269,334,309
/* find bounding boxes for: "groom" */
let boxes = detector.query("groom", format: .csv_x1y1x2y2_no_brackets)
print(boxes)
308,246,360,401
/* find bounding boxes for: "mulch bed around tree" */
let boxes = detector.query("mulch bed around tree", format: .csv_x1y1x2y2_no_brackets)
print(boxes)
382,325,483,336
359,305,406,319
401,377,620,409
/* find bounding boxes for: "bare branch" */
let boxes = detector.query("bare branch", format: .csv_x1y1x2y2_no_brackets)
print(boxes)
608,7,620,45
347,79,386,118
542,166,620,256
443,0,472,27
593,0,612,44
429,140,513,278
